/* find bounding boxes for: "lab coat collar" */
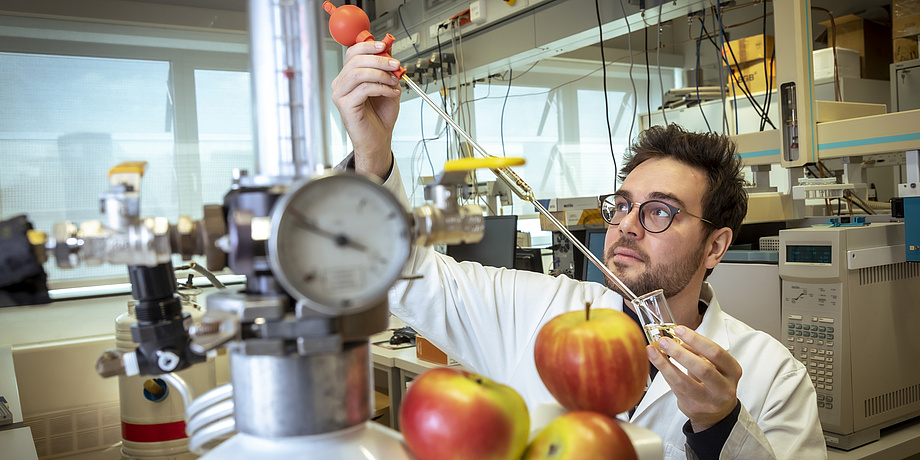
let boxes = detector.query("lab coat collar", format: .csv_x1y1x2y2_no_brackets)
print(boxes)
630,282,731,420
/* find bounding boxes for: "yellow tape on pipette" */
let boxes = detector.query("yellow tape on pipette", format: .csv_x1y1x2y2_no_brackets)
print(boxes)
443,157,525,172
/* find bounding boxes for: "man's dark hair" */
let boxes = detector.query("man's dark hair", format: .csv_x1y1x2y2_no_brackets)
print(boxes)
619,123,747,249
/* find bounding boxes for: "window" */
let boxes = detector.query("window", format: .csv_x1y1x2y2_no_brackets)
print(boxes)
0,16,270,289
0,11,352,290
390,60,675,227
194,69,254,206
0,52,178,284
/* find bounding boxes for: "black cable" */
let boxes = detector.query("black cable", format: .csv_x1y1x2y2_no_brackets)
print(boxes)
712,9,728,133
805,163,821,178
477,54,622,104
455,0,771,109
398,4,435,176
845,190,875,215
419,100,435,175
595,0,617,171
656,1,668,125
397,5,420,65
723,33,776,129
854,193,877,215
695,18,711,132
435,31,452,160
617,0,638,154
500,67,513,214
500,68,512,157
453,20,475,156
500,72,512,157
491,61,539,81
761,46,776,132
455,81,493,112
412,128,447,185
409,123,451,204
702,16,776,130
644,25,652,117
759,0,772,132
718,22,774,130
714,5,738,133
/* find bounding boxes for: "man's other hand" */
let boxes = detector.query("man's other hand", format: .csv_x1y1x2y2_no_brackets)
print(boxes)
647,325,742,432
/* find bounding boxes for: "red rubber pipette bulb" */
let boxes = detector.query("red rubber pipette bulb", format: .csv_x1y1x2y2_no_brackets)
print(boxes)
323,1,406,79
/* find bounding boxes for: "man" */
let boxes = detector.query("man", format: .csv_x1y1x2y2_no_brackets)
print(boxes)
331,41,826,459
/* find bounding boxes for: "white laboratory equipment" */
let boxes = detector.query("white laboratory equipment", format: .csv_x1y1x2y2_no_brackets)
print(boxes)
779,223,920,450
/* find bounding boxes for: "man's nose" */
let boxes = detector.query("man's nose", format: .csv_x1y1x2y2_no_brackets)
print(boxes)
617,203,644,237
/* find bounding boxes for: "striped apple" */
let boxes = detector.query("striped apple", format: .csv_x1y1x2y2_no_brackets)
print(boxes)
534,306,648,417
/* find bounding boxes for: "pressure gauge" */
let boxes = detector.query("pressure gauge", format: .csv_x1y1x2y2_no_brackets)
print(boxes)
268,172,412,315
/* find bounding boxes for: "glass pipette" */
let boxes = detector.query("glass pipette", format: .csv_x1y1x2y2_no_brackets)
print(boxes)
399,74,638,301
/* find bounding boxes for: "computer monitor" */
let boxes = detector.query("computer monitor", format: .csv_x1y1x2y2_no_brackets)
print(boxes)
446,215,518,269
582,228,607,285
514,247,544,274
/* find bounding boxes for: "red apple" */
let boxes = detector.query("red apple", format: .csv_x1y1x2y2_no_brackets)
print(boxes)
399,367,530,460
522,411,638,460
534,307,648,417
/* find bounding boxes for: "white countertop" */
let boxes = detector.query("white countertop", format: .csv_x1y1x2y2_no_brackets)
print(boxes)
0,427,38,460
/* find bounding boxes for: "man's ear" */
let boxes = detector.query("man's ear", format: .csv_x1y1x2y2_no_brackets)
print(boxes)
704,227,733,269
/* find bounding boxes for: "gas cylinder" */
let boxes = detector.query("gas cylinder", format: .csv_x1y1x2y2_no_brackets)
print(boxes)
116,298,216,459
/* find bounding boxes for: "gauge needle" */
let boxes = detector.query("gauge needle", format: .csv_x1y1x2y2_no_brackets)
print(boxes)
287,209,369,252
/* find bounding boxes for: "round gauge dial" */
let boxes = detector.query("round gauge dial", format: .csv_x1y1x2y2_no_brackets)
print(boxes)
268,172,412,314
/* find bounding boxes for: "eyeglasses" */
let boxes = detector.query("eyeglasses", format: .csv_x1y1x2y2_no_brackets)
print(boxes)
598,194,714,233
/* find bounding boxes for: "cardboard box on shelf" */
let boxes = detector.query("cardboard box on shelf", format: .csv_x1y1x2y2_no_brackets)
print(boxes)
894,36,920,62
722,35,774,66
894,0,920,38
817,14,892,80
538,209,604,231
812,47,861,80
727,59,776,96
539,211,566,231
541,196,599,212
416,336,458,366
537,197,604,231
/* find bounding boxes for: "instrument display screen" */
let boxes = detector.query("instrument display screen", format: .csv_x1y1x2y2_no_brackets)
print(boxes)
786,245,833,264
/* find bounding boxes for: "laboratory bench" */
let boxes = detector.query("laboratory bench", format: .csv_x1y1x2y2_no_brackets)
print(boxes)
0,292,456,458
3,293,920,459
370,316,461,430
827,417,920,460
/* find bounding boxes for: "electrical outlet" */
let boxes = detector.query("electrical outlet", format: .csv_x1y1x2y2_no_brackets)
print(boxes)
392,32,419,55
428,21,450,39
470,0,485,24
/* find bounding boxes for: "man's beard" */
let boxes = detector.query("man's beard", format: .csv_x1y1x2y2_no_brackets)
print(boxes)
603,239,705,299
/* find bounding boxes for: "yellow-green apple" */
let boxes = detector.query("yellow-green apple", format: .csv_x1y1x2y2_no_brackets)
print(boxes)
399,367,530,460
534,306,648,417
522,411,638,460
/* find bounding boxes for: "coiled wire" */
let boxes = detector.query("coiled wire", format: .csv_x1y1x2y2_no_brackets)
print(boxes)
159,373,236,455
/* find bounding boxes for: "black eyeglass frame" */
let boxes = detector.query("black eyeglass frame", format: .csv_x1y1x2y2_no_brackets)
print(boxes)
597,193,715,234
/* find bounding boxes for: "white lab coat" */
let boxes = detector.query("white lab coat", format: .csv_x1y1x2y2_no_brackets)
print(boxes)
378,161,826,459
